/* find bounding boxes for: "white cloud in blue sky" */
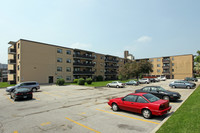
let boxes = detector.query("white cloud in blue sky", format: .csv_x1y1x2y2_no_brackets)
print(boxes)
136,36,152,43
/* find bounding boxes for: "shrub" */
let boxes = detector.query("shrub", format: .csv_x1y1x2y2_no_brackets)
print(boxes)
96,75,103,81
56,78,65,86
78,78,85,85
73,79,78,83
86,78,93,84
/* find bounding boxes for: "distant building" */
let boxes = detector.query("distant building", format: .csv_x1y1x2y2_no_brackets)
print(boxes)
124,51,134,60
0,63,8,82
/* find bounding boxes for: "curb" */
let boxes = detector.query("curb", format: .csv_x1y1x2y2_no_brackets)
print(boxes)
151,83,199,133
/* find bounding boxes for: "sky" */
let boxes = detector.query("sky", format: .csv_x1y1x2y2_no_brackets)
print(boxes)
0,0,200,64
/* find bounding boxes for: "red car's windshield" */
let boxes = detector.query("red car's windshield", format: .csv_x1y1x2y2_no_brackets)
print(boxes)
143,93,160,102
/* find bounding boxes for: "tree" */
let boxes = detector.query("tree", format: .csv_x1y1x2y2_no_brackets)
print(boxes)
118,60,153,80
194,50,200,75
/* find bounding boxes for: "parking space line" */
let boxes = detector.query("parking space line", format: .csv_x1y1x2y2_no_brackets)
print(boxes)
41,122,51,126
13,131,18,133
96,108,159,125
5,95,14,104
33,97,40,100
42,92,62,97
65,117,101,133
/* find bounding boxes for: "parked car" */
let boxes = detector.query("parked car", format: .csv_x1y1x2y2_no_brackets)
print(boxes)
158,76,166,81
6,81,40,93
184,77,198,82
139,78,150,84
106,81,126,88
169,80,196,89
10,88,33,101
135,86,181,101
125,80,139,86
108,93,171,119
149,78,156,83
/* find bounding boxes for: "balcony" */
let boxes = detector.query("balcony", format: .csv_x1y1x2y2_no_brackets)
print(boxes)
8,59,16,64
105,59,119,63
162,71,170,74
105,65,119,69
73,62,95,67
105,72,118,75
73,71,95,75
162,59,170,63
73,54,95,60
162,66,170,69
8,70,16,74
8,48,16,54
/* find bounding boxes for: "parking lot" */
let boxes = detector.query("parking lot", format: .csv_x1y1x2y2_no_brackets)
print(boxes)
0,79,198,133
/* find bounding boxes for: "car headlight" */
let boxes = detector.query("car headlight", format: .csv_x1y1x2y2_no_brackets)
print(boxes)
173,94,177,96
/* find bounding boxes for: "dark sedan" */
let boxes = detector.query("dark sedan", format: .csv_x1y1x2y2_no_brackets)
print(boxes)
184,77,198,82
125,80,139,86
135,86,181,101
10,88,33,101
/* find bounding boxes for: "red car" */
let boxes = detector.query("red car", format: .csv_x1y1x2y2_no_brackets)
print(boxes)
108,93,171,119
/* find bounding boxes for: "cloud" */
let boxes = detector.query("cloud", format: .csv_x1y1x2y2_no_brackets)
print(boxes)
70,42,92,50
136,36,152,43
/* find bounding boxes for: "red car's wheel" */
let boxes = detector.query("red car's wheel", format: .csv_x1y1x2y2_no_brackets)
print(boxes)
112,103,119,111
142,109,152,119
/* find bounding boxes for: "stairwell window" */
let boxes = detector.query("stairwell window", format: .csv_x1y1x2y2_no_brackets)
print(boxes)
66,76,71,81
66,50,71,55
57,58,62,63
66,59,71,63
66,67,71,72
57,49,62,53
57,67,62,72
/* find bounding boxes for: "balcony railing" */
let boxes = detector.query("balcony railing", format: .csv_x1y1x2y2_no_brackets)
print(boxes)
73,62,95,67
162,59,170,63
162,66,170,69
73,54,95,60
162,71,170,74
8,48,16,54
105,59,119,63
105,65,119,68
73,71,95,75
8,70,16,74
8,59,16,64
105,72,118,75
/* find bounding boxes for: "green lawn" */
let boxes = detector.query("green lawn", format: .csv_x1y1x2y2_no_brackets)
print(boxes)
0,82,15,88
64,80,131,87
157,85,200,133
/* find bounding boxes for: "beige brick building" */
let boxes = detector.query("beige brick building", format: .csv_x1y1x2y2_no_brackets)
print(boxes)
7,39,194,84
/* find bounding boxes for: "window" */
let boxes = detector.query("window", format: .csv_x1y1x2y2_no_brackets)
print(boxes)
150,59,154,62
66,50,71,55
123,95,138,102
101,56,104,59
157,58,161,61
57,49,62,53
57,58,62,63
157,69,160,72
151,87,158,92
18,43,20,49
66,67,71,72
66,76,71,81
66,59,71,63
94,55,96,59
172,63,174,66
136,96,148,103
157,64,161,67
142,87,151,91
17,54,20,59
172,57,174,60
57,67,62,71
17,76,19,81
152,64,154,68
17,65,20,70
172,69,174,72
57,76,62,79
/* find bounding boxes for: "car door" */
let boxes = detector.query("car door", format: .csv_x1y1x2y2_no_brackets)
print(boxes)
180,81,186,88
175,81,181,88
141,87,151,93
121,95,138,112
150,87,160,98
134,96,149,113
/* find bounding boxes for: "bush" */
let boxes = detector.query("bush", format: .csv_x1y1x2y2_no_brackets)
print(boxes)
86,78,93,84
73,79,78,83
78,78,85,85
56,78,65,86
96,75,103,81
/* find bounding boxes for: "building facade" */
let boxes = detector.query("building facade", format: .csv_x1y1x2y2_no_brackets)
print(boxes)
7,39,194,84
136,54,194,79
8,39,126,84
0,63,8,82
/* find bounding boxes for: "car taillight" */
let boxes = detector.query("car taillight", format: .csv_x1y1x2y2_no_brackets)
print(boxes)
16,93,23,96
27,92,32,94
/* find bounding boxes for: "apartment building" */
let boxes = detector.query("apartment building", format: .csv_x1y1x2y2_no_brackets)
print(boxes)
0,63,8,82
8,39,126,84
136,54,194,79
